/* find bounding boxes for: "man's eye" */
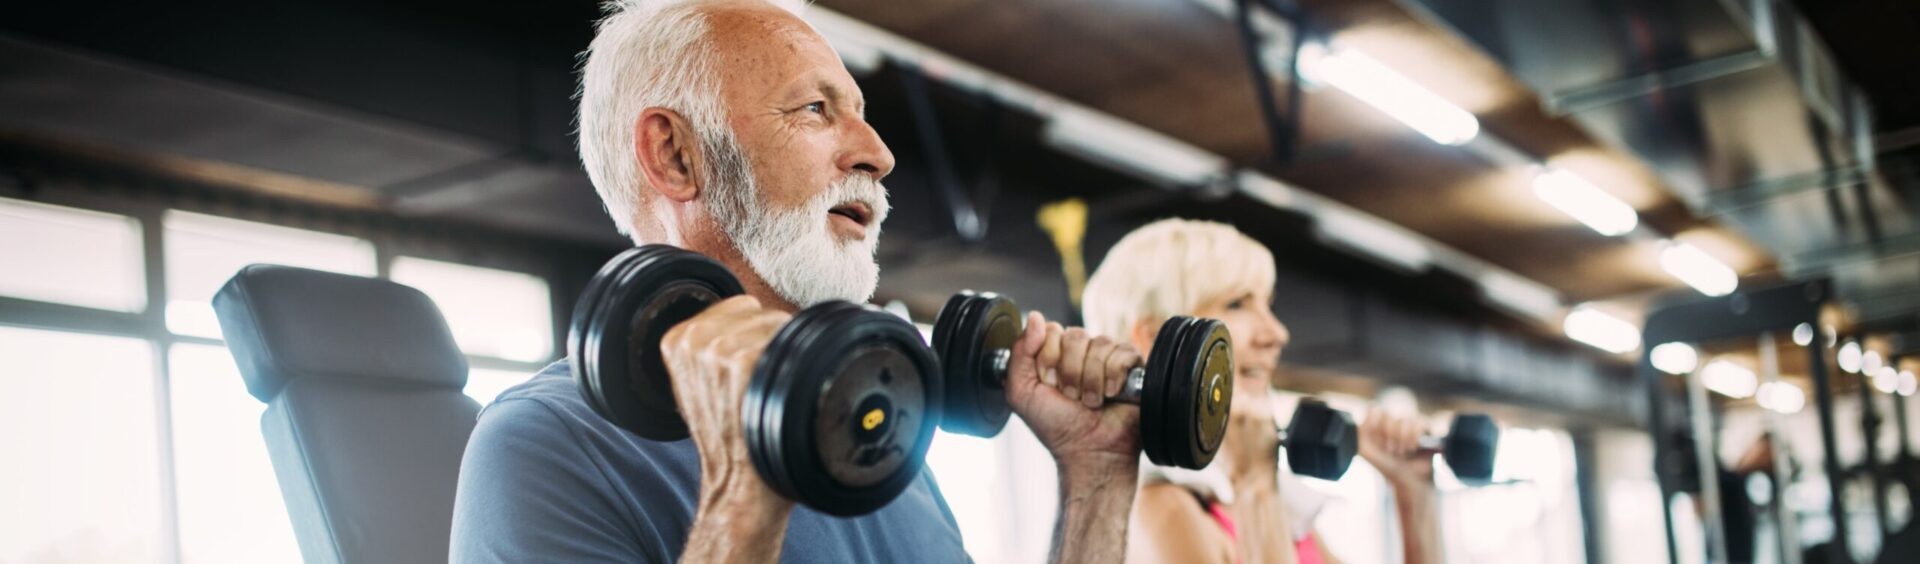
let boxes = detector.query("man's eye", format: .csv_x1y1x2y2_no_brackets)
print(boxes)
803,101,826,114
1226,298,1247,310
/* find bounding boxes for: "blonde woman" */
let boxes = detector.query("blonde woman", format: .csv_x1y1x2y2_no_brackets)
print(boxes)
1082,219,1443,564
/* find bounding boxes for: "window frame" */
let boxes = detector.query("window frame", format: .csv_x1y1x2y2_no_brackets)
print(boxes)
0,191,564,564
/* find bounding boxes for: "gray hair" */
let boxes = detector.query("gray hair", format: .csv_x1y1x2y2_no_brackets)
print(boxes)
576,0,732,240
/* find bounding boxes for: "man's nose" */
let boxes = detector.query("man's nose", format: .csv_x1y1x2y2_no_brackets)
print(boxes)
839,117,895,179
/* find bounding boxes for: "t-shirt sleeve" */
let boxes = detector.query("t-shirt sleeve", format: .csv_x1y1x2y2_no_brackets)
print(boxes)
449,398,650,563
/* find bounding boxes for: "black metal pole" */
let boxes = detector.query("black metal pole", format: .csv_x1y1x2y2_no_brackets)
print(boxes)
1810,333,1853,563
1643,349,1684,564
898,66,983,243
1858,356,1891,536
1892,356,1915,463
1573,429,1607,564
1232,0,1296,167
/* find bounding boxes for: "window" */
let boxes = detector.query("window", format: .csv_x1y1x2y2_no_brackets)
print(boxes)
1439,428,1585,564
466,367,539,406
168,343,302,564
0,197,145,312
3,199,563,563
390,256,553,363
0,327,163,563
926,431,1009,561
163,211,376,339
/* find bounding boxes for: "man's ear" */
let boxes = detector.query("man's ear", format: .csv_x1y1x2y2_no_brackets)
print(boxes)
634,107,703,204
1129,318,1159,359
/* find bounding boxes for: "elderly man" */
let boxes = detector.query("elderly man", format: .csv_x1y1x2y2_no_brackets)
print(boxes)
449,0,1145,562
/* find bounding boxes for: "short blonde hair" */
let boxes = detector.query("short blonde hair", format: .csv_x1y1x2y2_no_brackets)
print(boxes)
1082,219,1276,339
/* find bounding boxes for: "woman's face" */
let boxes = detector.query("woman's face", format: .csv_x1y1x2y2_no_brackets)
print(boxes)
1190,285,1288,417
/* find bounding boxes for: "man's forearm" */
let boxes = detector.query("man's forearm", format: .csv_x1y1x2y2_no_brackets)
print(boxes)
681,476,793,563
1049,457,1139,563
1391,483,1443,564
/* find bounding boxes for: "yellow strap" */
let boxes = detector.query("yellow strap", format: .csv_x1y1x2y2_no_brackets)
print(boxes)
1037,198,1090,306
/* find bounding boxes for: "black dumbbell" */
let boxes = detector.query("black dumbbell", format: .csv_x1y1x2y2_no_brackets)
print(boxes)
1283,402,1501,484
1280,399,1359,480
1435,414,1499,485
568,245,942,516
931,291,1235,469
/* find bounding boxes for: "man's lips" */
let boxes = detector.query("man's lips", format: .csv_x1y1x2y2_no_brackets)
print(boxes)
828,201,873,227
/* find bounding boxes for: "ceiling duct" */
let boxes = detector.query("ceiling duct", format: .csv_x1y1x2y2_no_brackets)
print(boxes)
1402,0,1919,319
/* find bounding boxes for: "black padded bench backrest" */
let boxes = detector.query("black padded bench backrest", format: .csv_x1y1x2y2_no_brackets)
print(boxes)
214,264,478,564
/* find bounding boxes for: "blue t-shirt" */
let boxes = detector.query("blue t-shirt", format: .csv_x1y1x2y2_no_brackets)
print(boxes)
449,360,970,563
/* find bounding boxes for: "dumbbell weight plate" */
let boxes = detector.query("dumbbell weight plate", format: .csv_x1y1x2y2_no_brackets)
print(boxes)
745,301,943,516
1284,400,1358,481
931,291,1018,437
571,245,744,441
1444,414,1499,484
1141,316,1234,469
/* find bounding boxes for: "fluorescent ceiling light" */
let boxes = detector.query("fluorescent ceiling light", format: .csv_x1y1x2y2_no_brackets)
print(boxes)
1651,343,1700,375
1564,305,1639,354
1042,108,1226,187
1297,43,1479,145
1313,207,1434,273
1757,382,1805,414
1531,168,1638,237
1900,371,1917,397
1793,323,1814,346
1235,171,1298,210
1700,359,1757,398
1658,241,1738,297
1839,341,1863,374
1865,350,1885,373
1477,269,1562,321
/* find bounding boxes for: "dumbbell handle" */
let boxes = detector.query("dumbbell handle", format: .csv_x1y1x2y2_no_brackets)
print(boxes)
991,348,1148,404
1275,426,1444,452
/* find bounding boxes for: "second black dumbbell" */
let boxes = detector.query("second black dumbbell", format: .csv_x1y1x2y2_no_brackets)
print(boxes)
1282,401,1501,484
931,290,1235,469
1279,399,1360,481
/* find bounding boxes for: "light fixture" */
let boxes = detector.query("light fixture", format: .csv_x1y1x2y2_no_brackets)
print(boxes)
1659,241,1738,297
1531,168,1639,237
1651,343,1700,375
1757,382,1805,414
1865,350,1885,373
1700,359,1757,398
1564,305,1640,354
1900,371,1917,397
1872,366,1900,394
1839,341,1863,374
1793,323,1814,346
1297,43,1480,145
1478,269,1563,322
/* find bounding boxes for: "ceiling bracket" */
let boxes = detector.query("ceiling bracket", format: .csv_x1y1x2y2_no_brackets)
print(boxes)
1233,0,1307,168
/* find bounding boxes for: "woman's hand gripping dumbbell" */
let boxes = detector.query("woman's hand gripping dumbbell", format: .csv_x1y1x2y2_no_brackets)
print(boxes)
1360,409,1501,486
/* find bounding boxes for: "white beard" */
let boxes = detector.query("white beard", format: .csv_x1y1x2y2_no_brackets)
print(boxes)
702,129,890,307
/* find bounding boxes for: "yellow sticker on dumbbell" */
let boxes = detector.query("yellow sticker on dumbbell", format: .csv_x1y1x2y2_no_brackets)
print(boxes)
862,408,886,431
1212,388,1221,403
